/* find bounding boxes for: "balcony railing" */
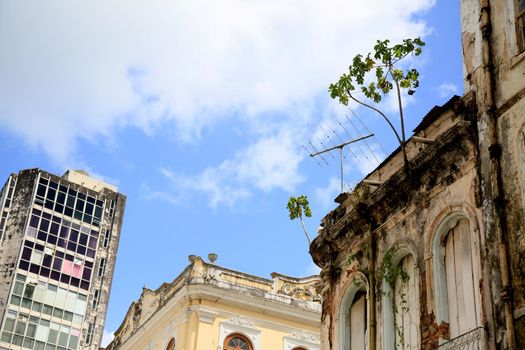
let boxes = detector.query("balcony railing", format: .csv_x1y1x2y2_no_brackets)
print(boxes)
438,327,484,350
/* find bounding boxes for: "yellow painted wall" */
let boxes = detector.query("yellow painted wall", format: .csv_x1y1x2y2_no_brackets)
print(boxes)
113,296,319,350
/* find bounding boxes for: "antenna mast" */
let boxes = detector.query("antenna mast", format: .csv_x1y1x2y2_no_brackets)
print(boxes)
310,134,373,193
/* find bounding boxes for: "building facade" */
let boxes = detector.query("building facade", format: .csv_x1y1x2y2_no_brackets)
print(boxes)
0,169,126,350
310,1,525,349
106,255,321,350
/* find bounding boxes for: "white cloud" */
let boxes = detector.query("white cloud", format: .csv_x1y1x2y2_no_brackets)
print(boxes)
101,329,115,348
0,0,434,165
436,83,459,98
150,129,304,207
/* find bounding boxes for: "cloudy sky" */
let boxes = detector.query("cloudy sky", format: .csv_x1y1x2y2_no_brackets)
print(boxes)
0,0,463,345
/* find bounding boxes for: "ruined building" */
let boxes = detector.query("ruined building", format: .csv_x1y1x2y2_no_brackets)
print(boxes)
106,255,321,350
309,1,525,349
0,169,126,350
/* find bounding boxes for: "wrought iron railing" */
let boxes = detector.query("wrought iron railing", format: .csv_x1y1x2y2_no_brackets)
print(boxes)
438,327,484,350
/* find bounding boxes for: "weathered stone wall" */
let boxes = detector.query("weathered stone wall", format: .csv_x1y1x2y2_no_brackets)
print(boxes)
461,0,525,347
0,170,37,324
85,190,126,350
311,98,488,349
312,1,525,349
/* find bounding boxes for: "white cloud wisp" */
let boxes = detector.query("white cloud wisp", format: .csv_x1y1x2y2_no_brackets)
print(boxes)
1,0,434,164
1,0,434,204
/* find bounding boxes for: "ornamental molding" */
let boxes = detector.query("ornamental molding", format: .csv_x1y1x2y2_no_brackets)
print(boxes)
228,315,255,329
291,330,320,343
283,330,320,350
218,316,261,350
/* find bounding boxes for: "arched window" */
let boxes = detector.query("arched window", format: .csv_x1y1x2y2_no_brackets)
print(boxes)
224,333,253,350
339,274,368,349
443,218,479,338
349,291,367,349
431,212,482,342
381,245,420,350
166,337,175,350
393,255,419,349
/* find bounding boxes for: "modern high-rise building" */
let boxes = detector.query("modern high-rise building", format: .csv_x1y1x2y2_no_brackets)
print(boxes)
0,169,126,350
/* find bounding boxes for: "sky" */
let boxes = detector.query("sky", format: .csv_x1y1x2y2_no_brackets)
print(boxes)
0,0,463,345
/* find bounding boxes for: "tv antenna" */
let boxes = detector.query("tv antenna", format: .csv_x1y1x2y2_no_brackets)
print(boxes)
309,134,373,193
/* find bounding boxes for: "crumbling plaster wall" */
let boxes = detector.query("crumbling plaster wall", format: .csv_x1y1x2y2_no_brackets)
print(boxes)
461,0,525,347
86,191,126,350
497,91,525,346
0,170,37,324
314,104,487,349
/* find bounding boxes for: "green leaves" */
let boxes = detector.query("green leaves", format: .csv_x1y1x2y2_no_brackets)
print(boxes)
287,195,312,220
329,37,425,105
287,195,313,247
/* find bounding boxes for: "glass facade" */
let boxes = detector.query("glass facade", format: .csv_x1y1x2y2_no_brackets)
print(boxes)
1,275,84,350
0,170,124,350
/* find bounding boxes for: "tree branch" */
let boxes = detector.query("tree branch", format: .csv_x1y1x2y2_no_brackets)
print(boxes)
299,214,312,246
348,92,403,146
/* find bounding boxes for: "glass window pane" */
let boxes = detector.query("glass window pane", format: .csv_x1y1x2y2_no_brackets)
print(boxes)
14,281,24,295
68,335,79,349
31,251,44,265
4,318,15,332
1,331,12,343
35,325,49,342
24,285,35,299
11,295,21,306
32,302,42,313
55,289,67,309
26,324,37,338
48,329,58,344
58,332,68,347
23,337,34,349
42,305,53,316
30,215,39,228
15,321,27,335
72,314,83,325
13,334,23,346
22,298,32,309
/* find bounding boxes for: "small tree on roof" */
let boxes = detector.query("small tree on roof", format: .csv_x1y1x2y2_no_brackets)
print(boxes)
328,37,425,177
287,195,312,246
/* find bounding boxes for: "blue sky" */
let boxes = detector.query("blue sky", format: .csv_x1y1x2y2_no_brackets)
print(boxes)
0,0,463,344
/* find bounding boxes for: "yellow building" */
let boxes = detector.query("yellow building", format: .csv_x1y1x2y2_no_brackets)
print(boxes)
106,255,321,350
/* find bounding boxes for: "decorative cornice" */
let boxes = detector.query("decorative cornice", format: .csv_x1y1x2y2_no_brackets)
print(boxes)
284,329,320,350
186,306,217,324
227,315,255,329
291,330,320,344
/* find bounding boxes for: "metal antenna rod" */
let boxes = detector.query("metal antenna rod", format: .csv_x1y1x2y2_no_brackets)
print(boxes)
310,134,373,193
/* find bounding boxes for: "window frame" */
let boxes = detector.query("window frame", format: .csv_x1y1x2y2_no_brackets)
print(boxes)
165,337,175,350
430,210,483,344
516,0,525,52
338,272,369,350
223,333,253,350
218,317,260,350
381,242,421,350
